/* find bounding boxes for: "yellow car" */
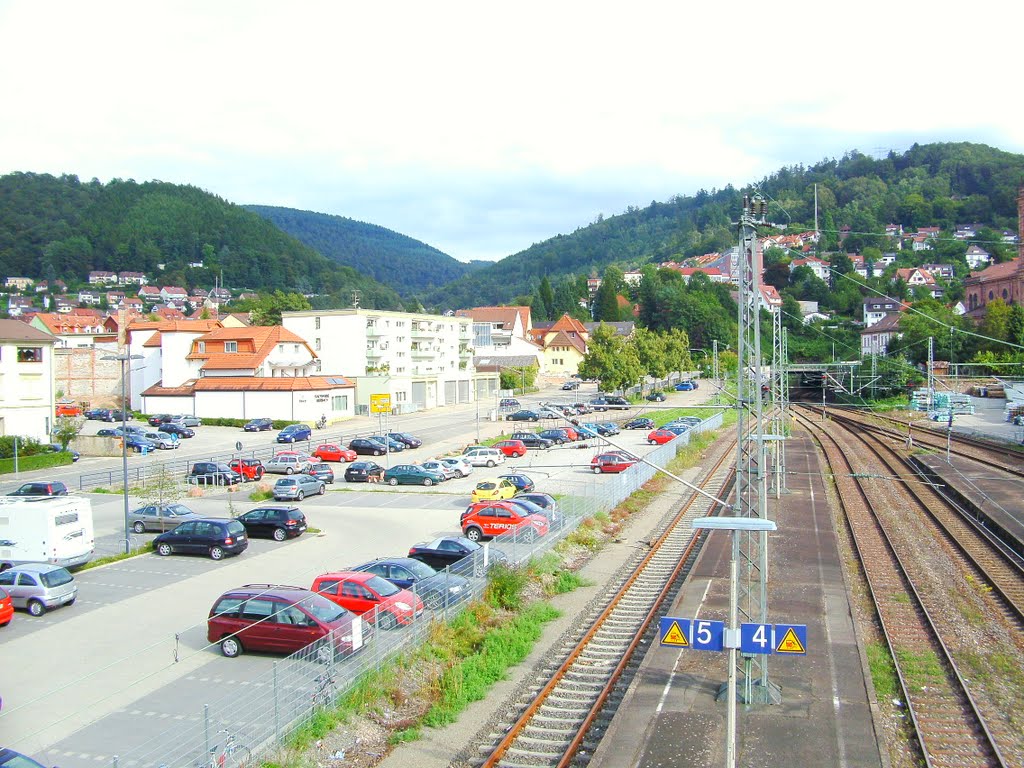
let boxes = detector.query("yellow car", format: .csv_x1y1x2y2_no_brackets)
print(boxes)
471,478,518,503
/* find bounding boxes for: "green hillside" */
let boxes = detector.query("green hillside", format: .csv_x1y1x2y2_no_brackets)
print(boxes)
422,142,1024,311
245,205,485,296
0,173,404,310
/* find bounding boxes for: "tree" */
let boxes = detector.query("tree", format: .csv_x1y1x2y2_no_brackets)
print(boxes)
538,276,555,319
51,416,83,450
1008,305,1024,347
629,328,667,384
578,324,643,392
244,291,313,326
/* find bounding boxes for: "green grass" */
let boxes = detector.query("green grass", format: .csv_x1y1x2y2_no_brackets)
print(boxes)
0,452,75,475
894,647,945,693
865,641,900,700
78,542,153,570
249,488,275,501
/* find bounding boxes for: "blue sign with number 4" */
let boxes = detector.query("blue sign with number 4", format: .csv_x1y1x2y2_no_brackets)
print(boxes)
740,622,773,655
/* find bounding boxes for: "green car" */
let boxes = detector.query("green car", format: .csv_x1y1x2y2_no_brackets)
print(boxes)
383,464,446,487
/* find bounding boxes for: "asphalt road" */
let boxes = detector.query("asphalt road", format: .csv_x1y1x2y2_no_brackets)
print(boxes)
0,381,714,765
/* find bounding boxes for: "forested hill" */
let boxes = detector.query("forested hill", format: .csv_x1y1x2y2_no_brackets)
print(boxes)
0,173,404,310
245,205,486,296
421,142,1024,311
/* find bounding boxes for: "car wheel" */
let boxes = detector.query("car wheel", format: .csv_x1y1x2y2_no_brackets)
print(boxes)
157,542,172,556
486,460,495,467
209,546,225,561
27,599,46,617
388,477,399,486
423,478,433,487
377,612,398,631
455,470,464,478
256,468,265,480
374,449,383,456
593,466,602,474
465,526,482,542
296,490,305,500
133,521,146,533
220,637,242,658
272,527,287,542
513,451,522,458
286,467,294,474
67,596,76,606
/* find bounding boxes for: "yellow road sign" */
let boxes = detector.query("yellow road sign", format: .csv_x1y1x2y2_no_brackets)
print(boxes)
370,394,391,414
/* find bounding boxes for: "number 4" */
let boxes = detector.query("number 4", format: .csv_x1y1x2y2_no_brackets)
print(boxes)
751,624,769,649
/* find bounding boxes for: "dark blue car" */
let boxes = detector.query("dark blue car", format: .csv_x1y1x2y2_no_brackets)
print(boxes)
276,424,312,443
350,556,472,609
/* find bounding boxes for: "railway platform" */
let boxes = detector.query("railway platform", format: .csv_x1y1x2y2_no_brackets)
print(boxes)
590,431,888,768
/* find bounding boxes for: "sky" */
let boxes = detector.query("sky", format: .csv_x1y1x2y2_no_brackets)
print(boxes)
1,1,1022,263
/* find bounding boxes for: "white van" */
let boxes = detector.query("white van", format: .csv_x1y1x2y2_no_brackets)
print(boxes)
462,447,505,468
0,496,95,569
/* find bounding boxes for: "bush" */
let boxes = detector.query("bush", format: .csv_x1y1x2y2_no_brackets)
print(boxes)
0,451,73,475
484,563,528,611
0,435,47,460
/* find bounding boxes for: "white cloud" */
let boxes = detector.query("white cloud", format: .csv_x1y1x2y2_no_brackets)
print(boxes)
1,0,1021,262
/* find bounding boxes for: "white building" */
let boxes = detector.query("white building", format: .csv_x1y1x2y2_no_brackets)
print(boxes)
283,309,476,415
0,320,58,441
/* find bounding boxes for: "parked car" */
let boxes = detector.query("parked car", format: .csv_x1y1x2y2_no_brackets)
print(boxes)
503,496,561,530
125,434,158,453
344,460,386,483
236,505,307,540
664,425,690,436
574,424,600,439
408,535,509,571
7,480,68,497
675,380,696,391
313,443,357,463
646,391,667,402
647,428,679,445
158,422,194,438
471,478,519,503
96,428,119,437
128,502,199,533
561,425,580,442
349,437,387,456
0,563,77,616
535,407,564,420
462,446,505,467
439,456,474,478
264,454,312,475
420,459,458,480
171,414,202,427
273,473,326,500
307,461,336,484
186,461,242,486
45,444,80,461
55,402,82,417
84,407,113,421
561,380,579,390
141,430,179,450
624,417,655,430
498,398,521,410
147,413,173,427
383,464,444,487
516,491,559,520
277,424,312,443
506,409,540,422
243,417,274,432
672,416,704,427
207,584,367,659
460,501,549,542
537,428,571,445
493,439,528,458
228,458,266,482
350,557,472,609
591,452,637,474
387,432,423,449
589,396,630,411
153,518,248,560
509,432,554,450
311,571,424,629
498,472,535,493
369,435,406,452
1,586,13,627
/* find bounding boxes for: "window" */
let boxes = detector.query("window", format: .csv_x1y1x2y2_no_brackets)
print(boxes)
315,338,321,351
17,347,42,362
225,341,238,353
197,341,206,353
315,317,321,330
331,395,348,411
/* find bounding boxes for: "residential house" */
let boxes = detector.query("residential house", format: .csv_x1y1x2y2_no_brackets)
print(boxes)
623,270,644,287
860,313,902,356
965,245,992,270
455,306,534,355
219,312,252,328
117,271,148,285
7,296,35,316
35,280,66,294
29,312,116,348
54,296,77,313
4,277,33,290
884,224,904,241
0,319,58,442
126,318,224,411
1002,230,1019,245
759,285,783,313
283,308,476,414
138,286,161,304
863,298,906,327
153,306,187,321
675,266,730,283
528,314,590,375
160,286,188,304
586,277,602,301
954,224,982,240
88,270,118,285
922,263,955,280
77,289,102,306
105,291,126,306
789,256,830,282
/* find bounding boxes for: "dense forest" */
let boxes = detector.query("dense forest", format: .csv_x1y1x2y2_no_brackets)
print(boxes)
421,142,1024,311
245,205,487,296
0,173,404,310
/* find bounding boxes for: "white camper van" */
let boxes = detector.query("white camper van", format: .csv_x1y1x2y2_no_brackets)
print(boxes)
0,496,95,570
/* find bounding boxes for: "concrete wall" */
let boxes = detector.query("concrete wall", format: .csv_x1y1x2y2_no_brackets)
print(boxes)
52,348,123,407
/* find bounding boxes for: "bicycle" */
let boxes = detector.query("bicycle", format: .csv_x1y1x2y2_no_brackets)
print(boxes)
312,668,337,709
198,728,252,768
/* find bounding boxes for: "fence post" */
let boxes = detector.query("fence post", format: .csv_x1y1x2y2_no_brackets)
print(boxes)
204,703,211,761
273,662,280,743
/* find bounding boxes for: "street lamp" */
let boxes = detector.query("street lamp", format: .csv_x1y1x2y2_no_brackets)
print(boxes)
691,516,778,768
102,352,143,554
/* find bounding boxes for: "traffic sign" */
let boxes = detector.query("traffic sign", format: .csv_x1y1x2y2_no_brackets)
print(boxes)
691,619,724,651
659,617,690,647
370,394,391,414
740,623,773,655
774,624,807,655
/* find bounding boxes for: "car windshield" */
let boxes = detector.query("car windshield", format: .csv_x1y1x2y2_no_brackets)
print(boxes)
39,567,74,588
365,575,401,597
405,560,438,578
298,593,349,623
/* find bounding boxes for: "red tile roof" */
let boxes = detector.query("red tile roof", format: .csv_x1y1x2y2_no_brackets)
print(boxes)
187,326,314,371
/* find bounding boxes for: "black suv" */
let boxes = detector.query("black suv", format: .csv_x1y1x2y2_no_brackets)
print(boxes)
236,506,307,541
537,428,572,445
589,395,630,411
509,432,554,449
153,517,248,560
187,462,242,486
349,438,386,456
159,422,195,438
344,461,386,482
7,481,69,497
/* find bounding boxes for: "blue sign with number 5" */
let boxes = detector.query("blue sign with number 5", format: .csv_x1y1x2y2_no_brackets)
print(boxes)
690,619,724,651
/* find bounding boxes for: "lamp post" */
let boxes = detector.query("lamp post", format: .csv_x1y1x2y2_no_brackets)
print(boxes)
691,516,778,768
103,352,143,554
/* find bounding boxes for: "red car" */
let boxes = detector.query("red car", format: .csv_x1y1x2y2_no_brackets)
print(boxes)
0,587,13,627
561,426,580,442
311,571,424,630
460,500,549,542
591,453,637,474
647,428,678,445
493,439,528,458
228,458,266,481
313,443,358,463
55,402,82,417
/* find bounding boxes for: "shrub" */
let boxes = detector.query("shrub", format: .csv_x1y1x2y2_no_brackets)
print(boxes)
484,563,528,611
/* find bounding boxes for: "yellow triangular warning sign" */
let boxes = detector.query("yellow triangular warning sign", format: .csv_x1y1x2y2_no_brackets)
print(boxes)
662,621,688,647
775,627,806,654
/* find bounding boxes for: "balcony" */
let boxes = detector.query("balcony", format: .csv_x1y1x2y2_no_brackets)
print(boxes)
365,319,383,337
366,347,383,359
459,345,473,358
411,346,433,359
410,325,435,338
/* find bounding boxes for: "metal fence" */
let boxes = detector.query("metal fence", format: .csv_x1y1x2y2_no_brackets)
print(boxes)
106,413,723,768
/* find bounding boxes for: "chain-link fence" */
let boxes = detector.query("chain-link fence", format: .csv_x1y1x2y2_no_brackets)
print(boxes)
107,414,723,768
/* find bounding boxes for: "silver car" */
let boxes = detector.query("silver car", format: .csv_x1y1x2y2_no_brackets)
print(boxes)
440,456,474,478
265,454,313,474
273,474,326,501
0,563,77,616
142,431,179,450
128,502,199,533
420,460,458,480
171,414,202,427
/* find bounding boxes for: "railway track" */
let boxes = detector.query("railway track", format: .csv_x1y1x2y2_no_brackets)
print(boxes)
797,411,1022,767
470,438,737,768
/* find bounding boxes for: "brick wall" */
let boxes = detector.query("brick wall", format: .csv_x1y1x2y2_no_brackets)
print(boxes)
53,348,125,407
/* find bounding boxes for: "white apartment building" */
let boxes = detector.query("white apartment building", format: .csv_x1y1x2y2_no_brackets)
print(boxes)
0,320,58,441
283,309,476,414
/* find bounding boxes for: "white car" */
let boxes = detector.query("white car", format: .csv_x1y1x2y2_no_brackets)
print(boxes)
142,431,179,449
440,456,474,478
420,460,458,481
462,447,505,468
